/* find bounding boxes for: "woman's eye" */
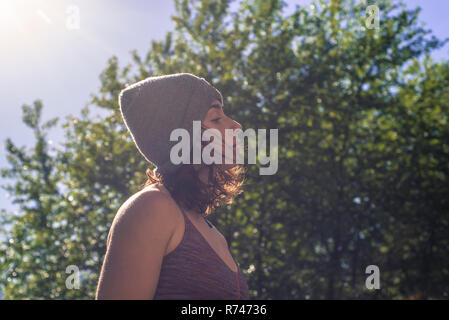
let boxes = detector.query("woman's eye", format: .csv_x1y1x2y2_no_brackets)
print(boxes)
212,118,221,123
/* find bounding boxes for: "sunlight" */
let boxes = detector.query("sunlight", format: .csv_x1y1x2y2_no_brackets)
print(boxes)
0,1,18,25
0,1,63,36
0,0,28,35
0,0,71,56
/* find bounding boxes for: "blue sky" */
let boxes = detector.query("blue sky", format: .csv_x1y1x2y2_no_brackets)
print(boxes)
0,0,448,216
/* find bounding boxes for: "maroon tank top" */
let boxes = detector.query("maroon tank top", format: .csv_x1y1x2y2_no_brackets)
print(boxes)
153,207,250,300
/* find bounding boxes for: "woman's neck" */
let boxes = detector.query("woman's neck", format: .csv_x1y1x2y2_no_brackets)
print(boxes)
196,164,211,185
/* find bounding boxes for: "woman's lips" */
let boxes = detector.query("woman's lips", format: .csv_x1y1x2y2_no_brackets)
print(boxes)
220,144,237,162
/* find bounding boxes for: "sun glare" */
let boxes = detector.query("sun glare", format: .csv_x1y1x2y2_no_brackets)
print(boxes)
0,0,28,35
0,1,17,25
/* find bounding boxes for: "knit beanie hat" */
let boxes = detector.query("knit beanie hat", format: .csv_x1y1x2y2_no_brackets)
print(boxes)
118,73,223,176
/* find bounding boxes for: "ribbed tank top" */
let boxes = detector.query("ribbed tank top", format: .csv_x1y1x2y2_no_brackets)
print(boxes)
153,207,250,300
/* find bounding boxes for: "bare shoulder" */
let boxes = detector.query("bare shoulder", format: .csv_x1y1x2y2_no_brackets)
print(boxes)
107,185,179,248
98,185,181,299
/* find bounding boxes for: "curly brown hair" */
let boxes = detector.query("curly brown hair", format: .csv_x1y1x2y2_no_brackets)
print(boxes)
139,125,247,217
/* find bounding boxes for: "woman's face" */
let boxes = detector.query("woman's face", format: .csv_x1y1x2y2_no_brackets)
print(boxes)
202,99,243,170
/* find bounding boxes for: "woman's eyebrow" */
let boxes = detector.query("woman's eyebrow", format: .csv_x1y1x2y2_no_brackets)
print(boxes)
210,103,222,110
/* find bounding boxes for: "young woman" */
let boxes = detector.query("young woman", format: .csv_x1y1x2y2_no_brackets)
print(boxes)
95,73,249,299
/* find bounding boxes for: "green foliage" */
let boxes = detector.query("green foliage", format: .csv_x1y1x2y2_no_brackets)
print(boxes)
1,0,448,299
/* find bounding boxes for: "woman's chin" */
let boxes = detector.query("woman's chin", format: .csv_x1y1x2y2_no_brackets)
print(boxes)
220,161,238,171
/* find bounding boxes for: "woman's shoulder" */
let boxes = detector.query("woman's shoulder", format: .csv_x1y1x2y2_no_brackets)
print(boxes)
121,182,168,204
109,184,179,245
140,182,168,194
117,184,175,220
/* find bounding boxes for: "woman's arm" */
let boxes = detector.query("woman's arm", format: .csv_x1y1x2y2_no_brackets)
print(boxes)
96,190,177,299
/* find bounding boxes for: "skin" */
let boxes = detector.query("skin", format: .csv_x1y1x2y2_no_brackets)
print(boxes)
196,99,243,181
95,100,243,300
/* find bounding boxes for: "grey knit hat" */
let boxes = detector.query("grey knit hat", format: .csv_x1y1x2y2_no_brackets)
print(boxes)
118,73,223,176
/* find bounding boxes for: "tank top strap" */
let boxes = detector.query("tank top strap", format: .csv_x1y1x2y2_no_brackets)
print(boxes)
176,204,213,229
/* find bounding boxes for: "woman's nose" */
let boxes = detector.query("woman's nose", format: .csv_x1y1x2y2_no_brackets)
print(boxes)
232,120,243,131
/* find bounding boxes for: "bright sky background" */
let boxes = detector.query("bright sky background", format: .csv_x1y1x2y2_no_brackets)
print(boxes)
0,0,448,216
